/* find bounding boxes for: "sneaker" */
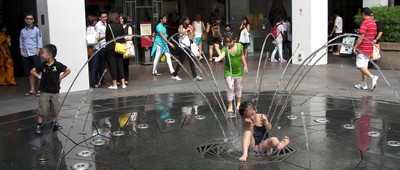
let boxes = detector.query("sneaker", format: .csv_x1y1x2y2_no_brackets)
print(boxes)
50,122,63,131
354,83,368,90
279,59,287,62
371,76,379,90
172,76,182,81
270,59,278,62
35,124,43,135
108,85,118,90
194,76,203,81
121,85,127,89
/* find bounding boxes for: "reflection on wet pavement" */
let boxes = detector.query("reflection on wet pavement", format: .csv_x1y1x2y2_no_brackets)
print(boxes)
0,92,399,169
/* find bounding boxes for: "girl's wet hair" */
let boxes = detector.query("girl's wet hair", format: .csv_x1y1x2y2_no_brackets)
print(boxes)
223,33,235,44
239,101,255,117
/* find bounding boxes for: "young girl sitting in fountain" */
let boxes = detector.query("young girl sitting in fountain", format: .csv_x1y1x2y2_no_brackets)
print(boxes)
214,34,248,113
238,101,290,162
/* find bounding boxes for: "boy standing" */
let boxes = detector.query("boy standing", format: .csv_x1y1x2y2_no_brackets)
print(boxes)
31,44,71,135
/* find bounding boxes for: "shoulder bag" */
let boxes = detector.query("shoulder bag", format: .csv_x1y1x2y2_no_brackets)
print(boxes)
108,24,127,54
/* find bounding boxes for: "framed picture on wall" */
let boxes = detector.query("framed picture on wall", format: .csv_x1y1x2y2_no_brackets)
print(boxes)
340,36,356,55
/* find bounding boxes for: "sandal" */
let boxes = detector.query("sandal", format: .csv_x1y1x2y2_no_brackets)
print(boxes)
36,91,41,97
24,91,35,96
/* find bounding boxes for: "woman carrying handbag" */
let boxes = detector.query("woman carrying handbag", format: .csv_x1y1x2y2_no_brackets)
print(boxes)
105,12,126,89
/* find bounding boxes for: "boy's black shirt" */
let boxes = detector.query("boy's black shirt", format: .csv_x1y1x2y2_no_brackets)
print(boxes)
35,60,67,93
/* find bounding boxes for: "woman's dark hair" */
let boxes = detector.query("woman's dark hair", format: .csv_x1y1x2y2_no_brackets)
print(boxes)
223,33,236,45
239,101,255,117
181,16,190,28
158,15,167,23
120,14,128,24
242,17,249,25
242,17,249,26
87,14,97,27
108,11,120,24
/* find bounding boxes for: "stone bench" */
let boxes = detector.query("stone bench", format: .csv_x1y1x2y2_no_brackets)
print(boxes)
376,42,400,70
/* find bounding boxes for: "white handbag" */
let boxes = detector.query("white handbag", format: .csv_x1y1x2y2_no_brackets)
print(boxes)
86,27,98,45
190,43,199,56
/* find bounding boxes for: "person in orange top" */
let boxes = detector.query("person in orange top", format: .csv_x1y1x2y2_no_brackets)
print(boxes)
0,23,17,86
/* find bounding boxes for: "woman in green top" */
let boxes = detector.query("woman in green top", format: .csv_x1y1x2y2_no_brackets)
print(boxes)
214,34,248,113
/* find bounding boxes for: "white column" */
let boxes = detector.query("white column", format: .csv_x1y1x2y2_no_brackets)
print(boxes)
44,0,89,92
291,0,327,65
363,0,388,7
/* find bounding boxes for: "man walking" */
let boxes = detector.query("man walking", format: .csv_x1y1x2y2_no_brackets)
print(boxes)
329,10,343,55
353,7,378,90
19,12,43,96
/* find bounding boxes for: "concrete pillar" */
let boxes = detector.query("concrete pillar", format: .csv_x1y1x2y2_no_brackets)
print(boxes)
38,0,89,92
363,0,388,7
291,0,327,65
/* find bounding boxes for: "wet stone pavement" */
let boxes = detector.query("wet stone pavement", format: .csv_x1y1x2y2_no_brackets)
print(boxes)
1,91,400,169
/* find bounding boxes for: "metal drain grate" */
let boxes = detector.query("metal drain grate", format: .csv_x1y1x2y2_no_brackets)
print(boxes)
195,138,296,163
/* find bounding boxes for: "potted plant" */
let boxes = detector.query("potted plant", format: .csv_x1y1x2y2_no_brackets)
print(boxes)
354,6,400,70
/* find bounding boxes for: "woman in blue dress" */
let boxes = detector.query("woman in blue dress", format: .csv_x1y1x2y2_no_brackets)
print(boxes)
151,15,175,76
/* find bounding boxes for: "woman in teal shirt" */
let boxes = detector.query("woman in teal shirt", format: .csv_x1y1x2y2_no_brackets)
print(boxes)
151,15,175,76
214,34,248,113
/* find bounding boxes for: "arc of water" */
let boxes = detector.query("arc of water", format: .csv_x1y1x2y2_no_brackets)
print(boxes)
300,112,312,169
175,40,242,132
253,33,273,104
269,33,400,131
55,34,177,168
164,33,228,138
258,41,300,144
263,43,300,115
269,43,336,127
267,33,360,124
56,37,125,169
168,35,227,116
56,33,248,168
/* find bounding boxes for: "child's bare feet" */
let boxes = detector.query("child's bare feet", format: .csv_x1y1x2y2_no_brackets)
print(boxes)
227,106,233,113
276,136,290,150
239,154,248,161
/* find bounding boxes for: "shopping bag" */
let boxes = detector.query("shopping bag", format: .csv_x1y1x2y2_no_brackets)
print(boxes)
370,44,381,60
160,54,166,62
86,34,98,46
123,41,135,59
